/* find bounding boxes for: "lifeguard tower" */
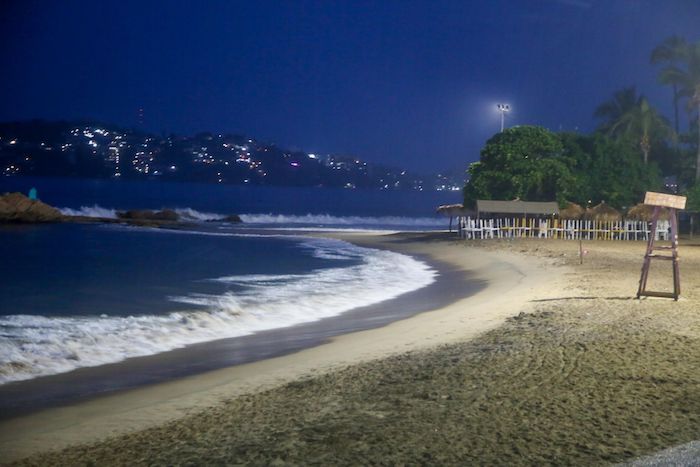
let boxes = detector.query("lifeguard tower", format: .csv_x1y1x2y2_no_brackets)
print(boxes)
636,191,686,301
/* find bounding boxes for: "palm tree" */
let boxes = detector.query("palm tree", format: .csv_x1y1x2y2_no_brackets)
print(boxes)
594,86,640,133
658,41,700,182
651,36,688,134
602,94,674,165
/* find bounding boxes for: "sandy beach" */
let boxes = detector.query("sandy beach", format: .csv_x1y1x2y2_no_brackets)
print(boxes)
3,232,700,465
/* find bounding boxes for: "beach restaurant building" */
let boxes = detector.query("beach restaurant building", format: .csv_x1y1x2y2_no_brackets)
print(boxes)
476,200,559,219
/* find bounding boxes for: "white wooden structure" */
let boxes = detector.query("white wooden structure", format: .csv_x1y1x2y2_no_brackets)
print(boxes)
458,217,670,241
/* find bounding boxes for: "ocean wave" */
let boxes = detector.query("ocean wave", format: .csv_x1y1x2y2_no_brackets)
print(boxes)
0,237,436,384
59,205,118,219
239,213,443,227
174,208,226,222
57,204,444,229
210,273,305,284
58,205,228,222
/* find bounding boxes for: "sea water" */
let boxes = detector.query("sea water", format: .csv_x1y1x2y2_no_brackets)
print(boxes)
0,177,460,384
2,176,459,228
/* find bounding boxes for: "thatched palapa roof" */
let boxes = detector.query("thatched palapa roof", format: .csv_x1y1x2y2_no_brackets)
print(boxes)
584,201,622,222
626,204,671,221
476,200,559,216
558,202,585,220
436,204,472,217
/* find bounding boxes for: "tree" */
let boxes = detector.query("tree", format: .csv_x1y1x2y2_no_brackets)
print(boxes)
651,35,688,134
463,128,661,210
609,97,675,165
594,86,640,133
687,183,700,212
563,134,661,209
595,88,674,165
658,40,700,182
463,126,576,207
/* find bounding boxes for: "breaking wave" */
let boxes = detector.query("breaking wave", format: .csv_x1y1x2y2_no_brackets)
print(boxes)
174,208,226,222
239,213,444,228
58,205,228,222
57,204,445,229
0,237,436,384
59,205,118,219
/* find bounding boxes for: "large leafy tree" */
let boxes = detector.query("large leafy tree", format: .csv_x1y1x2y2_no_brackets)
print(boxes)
463,126,577,207
561,133,661,208
658,40,700,182
463,127,661,210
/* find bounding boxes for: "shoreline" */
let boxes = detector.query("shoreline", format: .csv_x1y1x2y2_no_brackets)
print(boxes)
0,231,481,419
0,231,564,462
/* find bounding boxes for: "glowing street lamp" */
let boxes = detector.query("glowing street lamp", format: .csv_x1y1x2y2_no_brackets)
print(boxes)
497,104,510,132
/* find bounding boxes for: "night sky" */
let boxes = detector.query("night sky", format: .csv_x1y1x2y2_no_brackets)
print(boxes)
1,0,699,174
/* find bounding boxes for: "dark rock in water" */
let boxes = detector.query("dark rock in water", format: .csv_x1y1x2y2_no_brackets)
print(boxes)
222,214,242,223
117,209,180,222
0,194,242,228
0,192,64,223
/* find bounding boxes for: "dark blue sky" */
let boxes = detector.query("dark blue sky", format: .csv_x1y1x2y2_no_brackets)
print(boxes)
1,0,699,173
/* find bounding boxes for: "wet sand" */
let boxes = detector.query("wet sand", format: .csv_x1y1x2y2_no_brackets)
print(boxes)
5,234,700,465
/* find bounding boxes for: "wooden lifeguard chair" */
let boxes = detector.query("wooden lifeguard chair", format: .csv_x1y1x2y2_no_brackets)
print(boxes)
636,191,687,301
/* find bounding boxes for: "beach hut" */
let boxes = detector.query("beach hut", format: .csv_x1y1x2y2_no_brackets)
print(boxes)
584,201,622,222
558,202,585,220
473,199,559,239
626,203,671,221
436,204,472,232
475,199,559,219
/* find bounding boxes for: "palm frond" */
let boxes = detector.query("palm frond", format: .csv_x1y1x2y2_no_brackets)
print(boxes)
650,35,688,65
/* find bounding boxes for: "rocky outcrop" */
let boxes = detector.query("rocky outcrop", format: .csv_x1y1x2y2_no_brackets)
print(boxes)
0,192,64,223
221,214,242,223
0,193,243,228
116,210,242,224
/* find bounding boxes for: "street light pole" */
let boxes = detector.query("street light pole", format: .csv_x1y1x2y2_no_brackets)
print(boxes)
497,104,510,132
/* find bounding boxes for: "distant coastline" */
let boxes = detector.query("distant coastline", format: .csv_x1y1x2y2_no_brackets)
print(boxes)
0,120,464,192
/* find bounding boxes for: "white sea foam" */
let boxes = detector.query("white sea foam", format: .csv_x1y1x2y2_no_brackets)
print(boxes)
209,273,302,284
59,205,118,219
59,205,228,222
174,208,226,222
0,237,436,384
57,204,443,229
239,213,443,228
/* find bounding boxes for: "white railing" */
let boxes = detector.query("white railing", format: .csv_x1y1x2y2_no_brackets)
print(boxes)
458,217,670,241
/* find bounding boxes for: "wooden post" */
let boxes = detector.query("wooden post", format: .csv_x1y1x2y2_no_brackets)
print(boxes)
579,237,583,265
671,210,681,298
637,192,686,301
